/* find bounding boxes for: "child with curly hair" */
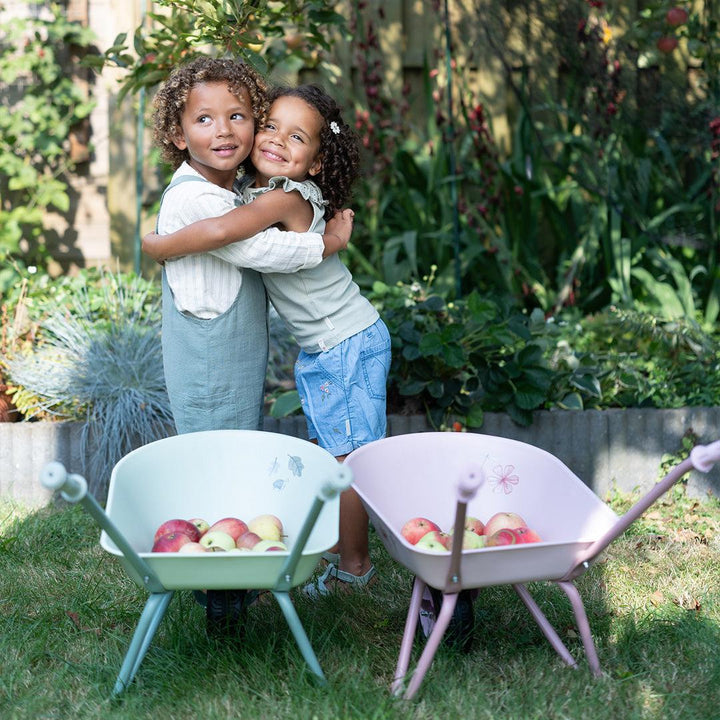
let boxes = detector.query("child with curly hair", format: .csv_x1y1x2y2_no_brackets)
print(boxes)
144,84,390,596
151,59,353,631
152,58,352,436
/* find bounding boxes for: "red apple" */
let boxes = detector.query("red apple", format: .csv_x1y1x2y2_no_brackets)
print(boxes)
188,518,210,536
401,517,441,545
666,7,688,26
656,36,678,53
464,516,485,536
512,527,542,544
178,541,207,554
485,528,518,547
482,512,527,537
247,514,283,541
153,519,201,544
236,531,262,550
207,517,249,543
152,532,194,552
415,530,451,552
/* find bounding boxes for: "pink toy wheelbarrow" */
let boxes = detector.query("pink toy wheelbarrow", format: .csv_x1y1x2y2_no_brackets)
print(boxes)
344,431,720,700
40,429,352,696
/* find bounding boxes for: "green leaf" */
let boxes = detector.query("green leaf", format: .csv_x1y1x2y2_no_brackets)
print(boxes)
570,374,602,397
420,295,446,312
441,343,466,367
427,380,445,398
399,379,426,395
514,389,546,410
418,333,444,356
465,403,484,427
557,393,584,410
269,391,301,418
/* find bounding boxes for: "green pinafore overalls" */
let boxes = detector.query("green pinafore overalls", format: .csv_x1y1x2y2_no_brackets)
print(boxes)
158,175,268,434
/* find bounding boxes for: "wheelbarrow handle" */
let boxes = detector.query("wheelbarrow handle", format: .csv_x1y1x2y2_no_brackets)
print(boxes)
564,438,720,580
456,464,485,503
319,465,353,501
273,464,353,593
40,461,88,503
40,461,166,594
444,465,486,593
689,439,720,472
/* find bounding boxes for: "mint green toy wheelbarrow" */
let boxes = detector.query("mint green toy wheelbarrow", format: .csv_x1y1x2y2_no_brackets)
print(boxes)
40,429,351,696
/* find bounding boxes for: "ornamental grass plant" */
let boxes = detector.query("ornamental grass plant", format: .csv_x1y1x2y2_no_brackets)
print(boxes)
2,270,173,496
1,484,718,720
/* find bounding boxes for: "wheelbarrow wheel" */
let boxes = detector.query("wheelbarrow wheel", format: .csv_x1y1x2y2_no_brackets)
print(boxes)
416,585,475,653
206,589,247,639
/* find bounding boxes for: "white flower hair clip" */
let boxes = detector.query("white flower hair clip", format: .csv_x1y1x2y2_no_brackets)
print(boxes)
329,121,341,135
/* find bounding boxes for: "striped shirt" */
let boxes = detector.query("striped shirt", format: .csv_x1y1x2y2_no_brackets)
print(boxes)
159,163,325,319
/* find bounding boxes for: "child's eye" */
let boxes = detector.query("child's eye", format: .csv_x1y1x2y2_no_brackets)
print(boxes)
264,122,277,131
291,133,304,143
231,112,245,120
197,115,210,124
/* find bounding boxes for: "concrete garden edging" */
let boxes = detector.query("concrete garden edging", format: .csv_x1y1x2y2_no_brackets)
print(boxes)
2,407,719,509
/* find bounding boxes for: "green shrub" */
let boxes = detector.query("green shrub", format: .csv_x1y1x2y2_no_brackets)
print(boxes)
369,272,555,428
2,268,171,495
0,3,96,287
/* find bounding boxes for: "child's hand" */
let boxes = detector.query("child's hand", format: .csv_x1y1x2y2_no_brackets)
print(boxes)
322,208,354,257
142,232,166,264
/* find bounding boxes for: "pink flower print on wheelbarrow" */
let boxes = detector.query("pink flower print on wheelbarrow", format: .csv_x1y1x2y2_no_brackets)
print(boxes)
489,464,519,494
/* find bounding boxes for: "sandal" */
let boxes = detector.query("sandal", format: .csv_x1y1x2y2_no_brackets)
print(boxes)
321,550,340,565
303,562,377,599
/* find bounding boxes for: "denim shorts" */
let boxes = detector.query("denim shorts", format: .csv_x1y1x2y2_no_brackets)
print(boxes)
294,317,391,457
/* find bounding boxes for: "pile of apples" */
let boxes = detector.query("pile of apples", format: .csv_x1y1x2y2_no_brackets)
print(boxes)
151,514,288,554
400,511,541,552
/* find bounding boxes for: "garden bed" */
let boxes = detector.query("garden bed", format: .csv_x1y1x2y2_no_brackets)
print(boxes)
2,407,719,509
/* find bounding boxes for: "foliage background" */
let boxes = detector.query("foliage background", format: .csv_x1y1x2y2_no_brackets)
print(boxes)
1,0,719,430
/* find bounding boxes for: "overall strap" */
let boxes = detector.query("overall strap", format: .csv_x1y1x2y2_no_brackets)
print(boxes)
156,175,210,232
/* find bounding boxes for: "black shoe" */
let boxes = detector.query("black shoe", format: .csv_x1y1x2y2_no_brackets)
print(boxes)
206,589,248,638
416,585,475,653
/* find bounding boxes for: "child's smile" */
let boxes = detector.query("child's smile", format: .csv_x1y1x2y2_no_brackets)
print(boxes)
251,95,323,186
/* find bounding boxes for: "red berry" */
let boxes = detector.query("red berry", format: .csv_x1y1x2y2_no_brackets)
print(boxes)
656,36,678,54
666,7,688,27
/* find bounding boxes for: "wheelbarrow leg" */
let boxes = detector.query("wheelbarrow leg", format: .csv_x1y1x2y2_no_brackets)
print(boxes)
113,591,174,696
391,575,425,696
403,588,459,701
512,583,578,668
556,581,601,677
271,591,326,684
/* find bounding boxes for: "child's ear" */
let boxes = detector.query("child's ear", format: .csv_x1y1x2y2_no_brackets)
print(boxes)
171,126,187,151
308,155,322,177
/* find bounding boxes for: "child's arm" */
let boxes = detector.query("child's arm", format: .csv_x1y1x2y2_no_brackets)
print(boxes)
143,189,311,262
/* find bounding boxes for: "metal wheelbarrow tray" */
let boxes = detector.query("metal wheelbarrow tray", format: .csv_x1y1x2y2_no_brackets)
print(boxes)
344,431,720,700
41,429,351,696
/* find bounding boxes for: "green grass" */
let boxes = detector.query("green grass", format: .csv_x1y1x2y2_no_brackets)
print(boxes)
1,488,719,720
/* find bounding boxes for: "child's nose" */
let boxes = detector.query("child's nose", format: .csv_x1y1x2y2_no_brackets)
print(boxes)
215,117,232,136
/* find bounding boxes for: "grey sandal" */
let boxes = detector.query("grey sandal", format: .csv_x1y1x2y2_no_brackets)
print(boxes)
303,563,377,599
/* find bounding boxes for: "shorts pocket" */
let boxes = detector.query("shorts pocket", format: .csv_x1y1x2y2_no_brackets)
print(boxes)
360,322,391,401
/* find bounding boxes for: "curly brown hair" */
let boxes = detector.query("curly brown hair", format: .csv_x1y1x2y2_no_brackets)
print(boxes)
266,84,360,218
152,56,268,170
